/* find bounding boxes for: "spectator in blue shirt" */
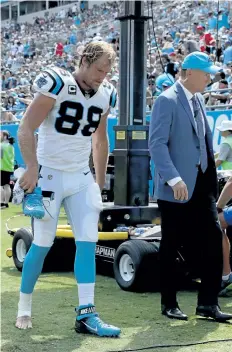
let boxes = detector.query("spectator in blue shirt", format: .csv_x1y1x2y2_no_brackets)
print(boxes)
5,96,17,111
64,41,72,54
208,12,217,30
4,70,17,90
223,41,232,65
23,41,30,59
74,16,81,26
218,10,230,30
173,33,180,46
69,32,77,45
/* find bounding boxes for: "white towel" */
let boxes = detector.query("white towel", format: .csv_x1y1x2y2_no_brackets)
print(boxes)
12,179,25,205
12,167,25,205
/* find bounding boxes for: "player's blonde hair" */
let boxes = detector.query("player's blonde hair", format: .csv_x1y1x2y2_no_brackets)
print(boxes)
79,41,116,68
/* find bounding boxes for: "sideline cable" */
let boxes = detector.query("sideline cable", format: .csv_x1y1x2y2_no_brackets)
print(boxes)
108,337,232,352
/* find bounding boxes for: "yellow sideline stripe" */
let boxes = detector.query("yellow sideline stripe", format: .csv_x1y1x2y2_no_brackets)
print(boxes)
56,229,128,240
10,228,129,241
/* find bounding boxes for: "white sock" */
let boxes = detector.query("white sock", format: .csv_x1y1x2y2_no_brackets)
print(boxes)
78,283,95,307
1,186,5,203
3,184,11,203
222,273,231,281
17,292,32,317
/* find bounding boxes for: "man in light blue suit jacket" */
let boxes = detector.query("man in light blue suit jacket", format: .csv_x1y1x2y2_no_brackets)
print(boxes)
149,81,215,203
149,52,232,322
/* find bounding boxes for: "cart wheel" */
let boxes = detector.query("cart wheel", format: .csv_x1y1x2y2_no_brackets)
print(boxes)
12,228,33,271
113,240,160,292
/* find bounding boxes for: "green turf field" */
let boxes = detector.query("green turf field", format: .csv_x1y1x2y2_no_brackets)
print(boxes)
1,205,232,352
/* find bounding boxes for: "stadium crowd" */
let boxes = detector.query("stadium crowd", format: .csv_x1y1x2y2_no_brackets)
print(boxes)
1,0,232,123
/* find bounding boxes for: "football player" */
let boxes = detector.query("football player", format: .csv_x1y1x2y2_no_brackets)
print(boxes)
15,41,120,337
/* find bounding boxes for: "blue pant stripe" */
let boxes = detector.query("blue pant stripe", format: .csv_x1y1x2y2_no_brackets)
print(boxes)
74,241,96,283
20,243,50,294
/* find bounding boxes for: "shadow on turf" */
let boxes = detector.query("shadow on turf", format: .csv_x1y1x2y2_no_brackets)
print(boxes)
2,261,201,295
109,318,232,352
1,288,92,352
1,266,77,288
1,284,232,352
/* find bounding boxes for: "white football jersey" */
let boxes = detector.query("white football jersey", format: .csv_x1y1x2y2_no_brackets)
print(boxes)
33,66,117,172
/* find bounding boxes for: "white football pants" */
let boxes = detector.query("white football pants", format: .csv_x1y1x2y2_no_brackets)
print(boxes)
33,166,103,247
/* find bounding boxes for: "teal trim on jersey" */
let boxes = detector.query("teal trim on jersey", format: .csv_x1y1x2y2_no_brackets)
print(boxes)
110,90,117,108
46,69,63,95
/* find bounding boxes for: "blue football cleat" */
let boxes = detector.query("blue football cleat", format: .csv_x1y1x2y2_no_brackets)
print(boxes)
23,187,45,219
75,304,121,337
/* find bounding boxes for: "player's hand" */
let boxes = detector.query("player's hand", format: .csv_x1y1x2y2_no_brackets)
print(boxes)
172,180,188,201
19,166,38,194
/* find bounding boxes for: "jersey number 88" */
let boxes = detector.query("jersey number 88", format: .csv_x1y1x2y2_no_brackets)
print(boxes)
55,101,103,136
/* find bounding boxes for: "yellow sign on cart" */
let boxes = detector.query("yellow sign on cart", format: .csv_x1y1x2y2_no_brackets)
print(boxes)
132,131,146,140
116,131,126,140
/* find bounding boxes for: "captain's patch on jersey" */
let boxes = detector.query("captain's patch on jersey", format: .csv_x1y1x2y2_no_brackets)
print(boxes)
68,85,77,95
35,77,48,88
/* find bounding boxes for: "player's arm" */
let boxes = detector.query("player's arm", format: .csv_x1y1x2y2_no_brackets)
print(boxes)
18,94,55,192
217,176,232,209
92,108,110,191
18,94,55,168
18,69,63,192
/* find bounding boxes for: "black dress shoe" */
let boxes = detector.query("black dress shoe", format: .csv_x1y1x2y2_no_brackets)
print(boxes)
196,305,232,322
162,306,188,321
1,203,8,208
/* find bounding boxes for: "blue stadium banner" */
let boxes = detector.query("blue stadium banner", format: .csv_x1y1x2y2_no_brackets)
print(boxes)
206,110,232,152
1,109,232,168
145,110,232,153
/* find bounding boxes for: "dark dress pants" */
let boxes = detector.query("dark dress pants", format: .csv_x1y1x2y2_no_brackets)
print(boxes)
157,168,223,308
